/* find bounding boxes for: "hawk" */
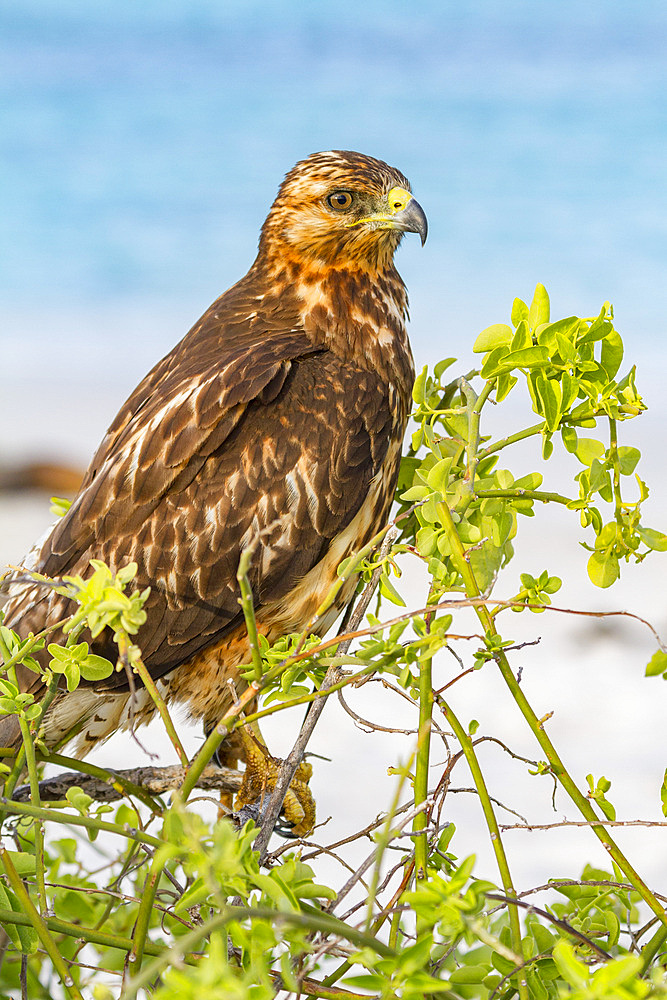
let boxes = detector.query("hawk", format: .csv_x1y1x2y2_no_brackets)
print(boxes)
0,150,426,831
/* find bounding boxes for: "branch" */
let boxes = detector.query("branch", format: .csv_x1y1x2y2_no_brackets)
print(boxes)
12,762,242,804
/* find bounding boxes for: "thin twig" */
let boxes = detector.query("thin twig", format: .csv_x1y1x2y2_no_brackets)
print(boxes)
336,688,418,734
117,630,188,767
236,541,264,681
490,879,667,909
448,787,529,823
297,802,420,862
501,819,667,830
486,892,613,960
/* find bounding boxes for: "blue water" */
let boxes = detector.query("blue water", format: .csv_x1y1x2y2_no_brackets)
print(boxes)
1,0,666,363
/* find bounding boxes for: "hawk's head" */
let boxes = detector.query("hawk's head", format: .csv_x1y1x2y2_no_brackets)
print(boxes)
259,150,427,270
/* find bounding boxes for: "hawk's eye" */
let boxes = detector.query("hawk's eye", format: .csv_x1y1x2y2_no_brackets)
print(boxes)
327,191,354,212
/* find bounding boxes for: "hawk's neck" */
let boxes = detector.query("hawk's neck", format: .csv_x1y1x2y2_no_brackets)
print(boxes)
255,257,415,392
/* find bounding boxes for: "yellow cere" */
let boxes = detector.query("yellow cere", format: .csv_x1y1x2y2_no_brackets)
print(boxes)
386,187,412,214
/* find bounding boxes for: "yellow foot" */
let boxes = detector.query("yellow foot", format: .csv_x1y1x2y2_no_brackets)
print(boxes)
234,727,315,837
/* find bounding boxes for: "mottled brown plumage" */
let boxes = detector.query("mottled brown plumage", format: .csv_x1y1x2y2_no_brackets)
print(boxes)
1,150,426,777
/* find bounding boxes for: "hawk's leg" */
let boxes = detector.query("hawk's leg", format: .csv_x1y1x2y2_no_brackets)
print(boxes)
204,722,315,836
233,725,315,838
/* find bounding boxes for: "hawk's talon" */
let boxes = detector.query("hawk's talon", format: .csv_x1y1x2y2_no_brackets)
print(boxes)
234,727,315,838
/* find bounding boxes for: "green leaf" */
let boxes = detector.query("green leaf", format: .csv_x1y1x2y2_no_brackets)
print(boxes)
57,888,98,925
400,484,430,502
528,283,550,330
412,365,428,404
293,881,336,901
421,496,442,524
575,437,605,467
535,375,562,432
587,550,619,588
511,320,531,351
450,965,489,984
600,328,624,379
513,472,543,491
560,369,578,412
579,306,612,344
0,882,38,954
0,851,36,877
434,357,457,378
604,909,620,948
48,643,71,662
495,372,518,402
66,785,94,815
473,323,513,353
115,561,139,586
250,871,299,910
416,527,438,558
344,975,385,990
63,660,81,692
542,315,579,344
592,955,642,991
426,458,452,493
491,952,516,976
50,495,72,517
637,526,667,551
379,575,406,607
456,518,482,545
635,473,650,502
617,446,641,475
495,469,513,489
588,458,609,493
398,936,436,976
597,793,616,821
498,346,550,371
531,922,555,952
480,345,510,378
552,940,588,988
527,968,549,1000
511,297,529,327
174,877,212,915
661,768,667,818
0,883,23,951
79,654,115,681
645,649,667,677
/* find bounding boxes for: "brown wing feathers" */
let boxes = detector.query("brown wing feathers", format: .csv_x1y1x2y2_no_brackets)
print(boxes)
8,332,393,685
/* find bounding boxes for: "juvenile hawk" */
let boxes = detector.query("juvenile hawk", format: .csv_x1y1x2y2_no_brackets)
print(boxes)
1,150,427,829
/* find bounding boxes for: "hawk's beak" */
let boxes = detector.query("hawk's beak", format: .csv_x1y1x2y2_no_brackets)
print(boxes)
349,186,428,245
387,187,428,246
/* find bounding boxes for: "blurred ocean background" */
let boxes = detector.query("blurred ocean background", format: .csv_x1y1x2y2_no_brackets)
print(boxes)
2,0,667,893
